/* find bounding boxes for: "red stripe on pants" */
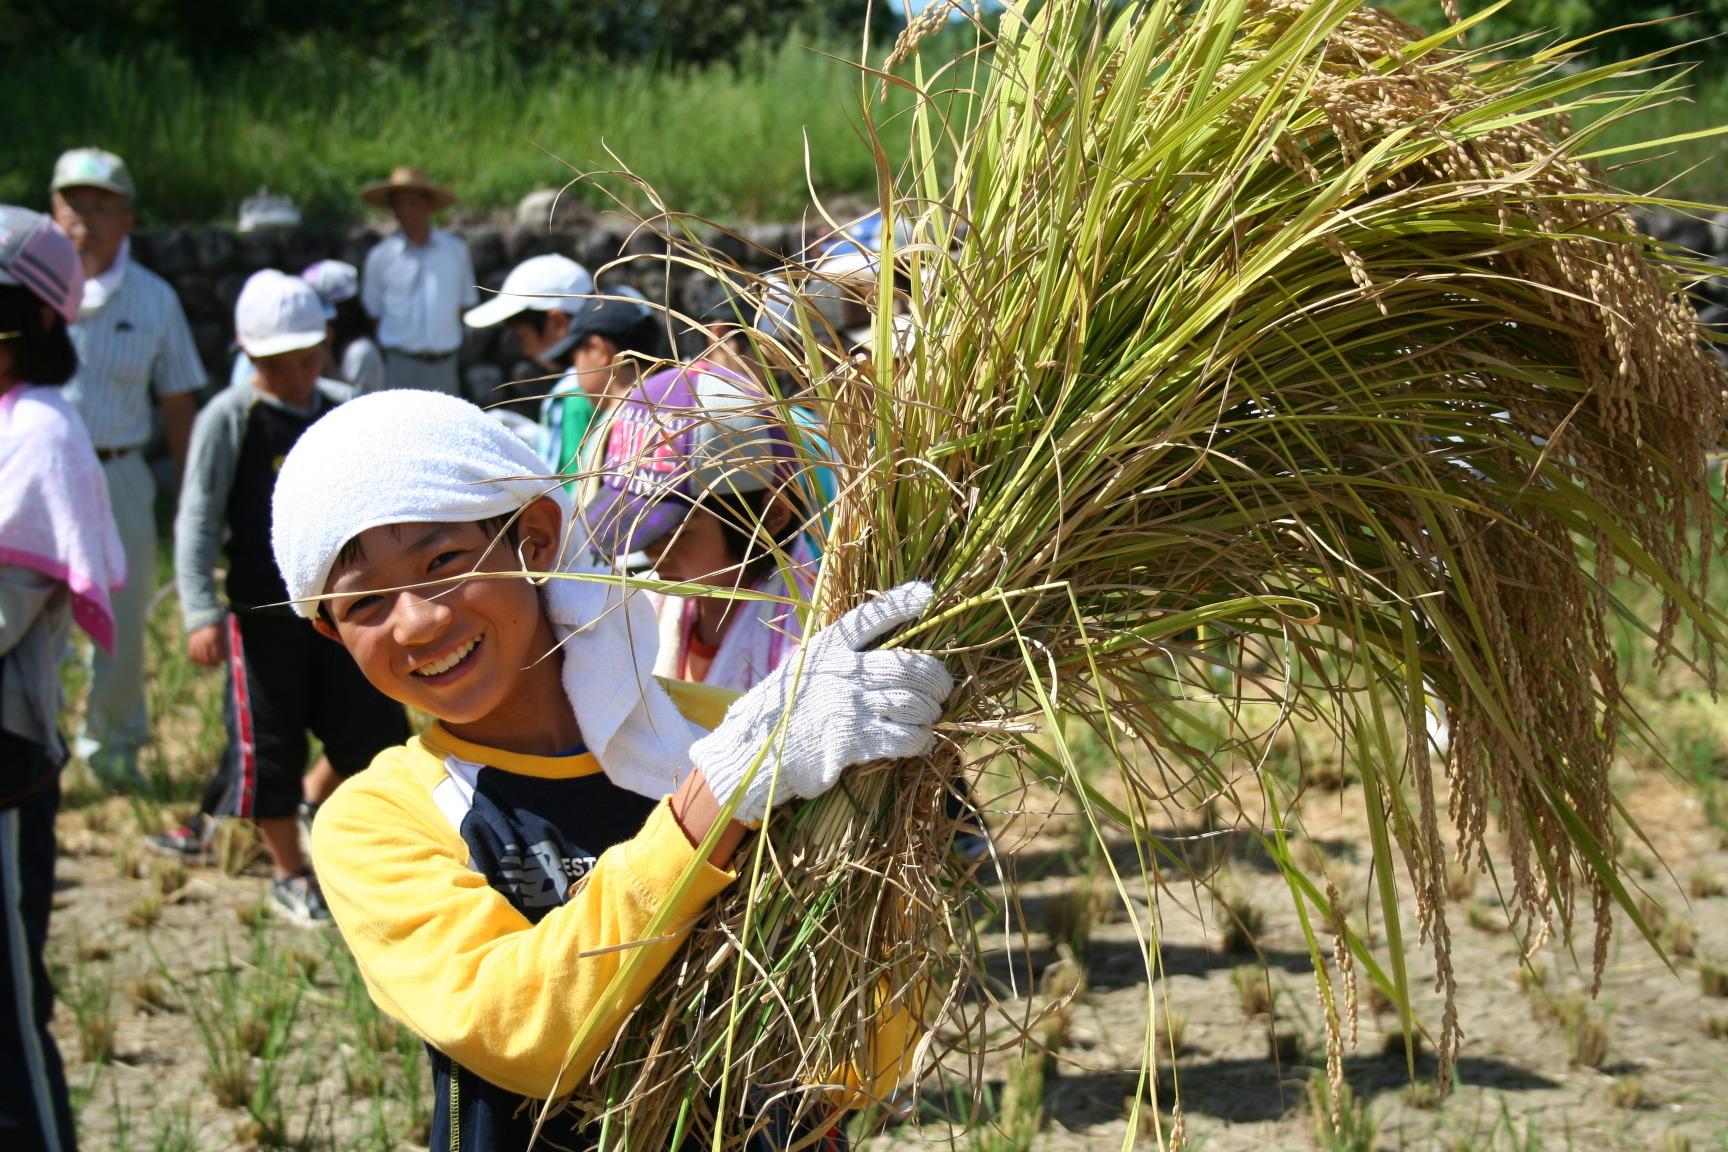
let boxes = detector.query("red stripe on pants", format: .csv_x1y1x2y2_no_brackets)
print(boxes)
226,615,257,819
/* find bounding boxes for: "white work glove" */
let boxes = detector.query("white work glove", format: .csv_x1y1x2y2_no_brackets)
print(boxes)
692,581,954,824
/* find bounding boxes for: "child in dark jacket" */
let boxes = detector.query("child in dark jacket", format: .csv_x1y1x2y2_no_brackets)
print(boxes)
169,270,408,922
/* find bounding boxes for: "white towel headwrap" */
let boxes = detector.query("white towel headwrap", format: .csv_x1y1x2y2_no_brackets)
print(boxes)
271,389,698,798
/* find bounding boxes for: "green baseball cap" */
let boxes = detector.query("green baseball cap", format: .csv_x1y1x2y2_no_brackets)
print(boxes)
51,148,135,200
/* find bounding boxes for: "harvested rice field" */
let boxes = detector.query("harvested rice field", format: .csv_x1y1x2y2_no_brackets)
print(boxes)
47,584,1728,1150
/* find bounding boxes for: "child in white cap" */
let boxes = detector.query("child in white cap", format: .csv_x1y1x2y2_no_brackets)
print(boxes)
461,255,661,485
162,270,409,922
231,261,385,397
268,389,951,1151
302,259,385,395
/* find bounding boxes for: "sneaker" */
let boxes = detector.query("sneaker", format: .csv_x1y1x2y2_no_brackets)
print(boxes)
270,871,332,926
145,816,212,861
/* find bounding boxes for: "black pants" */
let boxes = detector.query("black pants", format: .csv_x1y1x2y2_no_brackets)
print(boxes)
209,610,409,821
0,777,77,1152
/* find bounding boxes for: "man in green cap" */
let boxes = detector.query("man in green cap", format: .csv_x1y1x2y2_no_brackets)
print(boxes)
51,146,206,782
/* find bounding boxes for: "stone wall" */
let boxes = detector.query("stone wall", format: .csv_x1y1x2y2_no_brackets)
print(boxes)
132,208,1728,397
129,217,822,399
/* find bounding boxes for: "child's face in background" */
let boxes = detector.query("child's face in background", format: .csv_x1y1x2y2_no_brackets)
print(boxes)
508,310,570,367
642,508,735,587
314,499,565,739
642,497,793,588
571,335,620,401
251,344,323,407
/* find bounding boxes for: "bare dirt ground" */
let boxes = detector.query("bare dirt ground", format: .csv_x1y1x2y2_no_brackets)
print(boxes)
42,582,1728,1152
861,766,1728,1152
48,760,1728,1152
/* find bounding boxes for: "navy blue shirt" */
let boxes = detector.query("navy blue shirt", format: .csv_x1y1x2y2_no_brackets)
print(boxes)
427,745,657,1152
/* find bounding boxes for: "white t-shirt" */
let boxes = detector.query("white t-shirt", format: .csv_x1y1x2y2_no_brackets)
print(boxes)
63,241,206,450
341,337,387,394
360,229,478,356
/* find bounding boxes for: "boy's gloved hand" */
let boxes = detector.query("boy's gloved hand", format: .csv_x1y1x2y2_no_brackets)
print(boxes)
692,581,954,825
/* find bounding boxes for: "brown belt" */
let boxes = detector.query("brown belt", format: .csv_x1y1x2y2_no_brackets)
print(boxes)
385,348,458,363
95,445,141,463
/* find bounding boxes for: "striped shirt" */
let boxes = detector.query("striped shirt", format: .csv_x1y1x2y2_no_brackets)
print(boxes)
63,250,206,451
361,229,477,356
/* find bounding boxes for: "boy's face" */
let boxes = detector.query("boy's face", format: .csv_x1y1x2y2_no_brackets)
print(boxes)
52,186,132,269
388,189,435,235
572,335,618,400
250,343,323,407
641,508,732,587
508,309,571,366
313,499,564,732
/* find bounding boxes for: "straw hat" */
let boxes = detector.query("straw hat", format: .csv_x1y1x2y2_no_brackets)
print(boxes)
359,166,456,210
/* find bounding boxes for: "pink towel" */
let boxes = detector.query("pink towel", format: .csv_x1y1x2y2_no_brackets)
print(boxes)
0,384,127,654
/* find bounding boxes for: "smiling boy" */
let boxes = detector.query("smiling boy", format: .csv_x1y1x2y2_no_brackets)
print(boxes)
268,390,952,1151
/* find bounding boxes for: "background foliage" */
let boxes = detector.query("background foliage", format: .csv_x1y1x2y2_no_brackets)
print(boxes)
1,1,1724,225
0,0,895,67
5,0,1725,62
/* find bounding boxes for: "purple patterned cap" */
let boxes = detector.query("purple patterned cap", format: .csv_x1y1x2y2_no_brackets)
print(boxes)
0,206,84,324
582,364,794,562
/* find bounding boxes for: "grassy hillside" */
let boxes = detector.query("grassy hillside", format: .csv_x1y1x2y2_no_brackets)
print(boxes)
7,21,1723,227
6,37,928,226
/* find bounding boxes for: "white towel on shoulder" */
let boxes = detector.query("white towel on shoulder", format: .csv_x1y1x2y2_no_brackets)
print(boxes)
271,389,698,798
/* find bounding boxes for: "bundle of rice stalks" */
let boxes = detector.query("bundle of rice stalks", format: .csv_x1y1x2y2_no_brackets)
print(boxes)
559,0,1728,1145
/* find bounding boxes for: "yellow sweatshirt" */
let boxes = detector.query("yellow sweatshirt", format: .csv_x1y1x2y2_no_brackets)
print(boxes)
309,721,734,1108
312,679,919,1150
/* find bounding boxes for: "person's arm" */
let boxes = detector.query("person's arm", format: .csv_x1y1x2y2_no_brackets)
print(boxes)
342,339,386,395
455,236,479,312
668,768,746,868
152,287,207,479
174,401,238,663
361,244,386,335
160,393,196,480
311,758,736,1100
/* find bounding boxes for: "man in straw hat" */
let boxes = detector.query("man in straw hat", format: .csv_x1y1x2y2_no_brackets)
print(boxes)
359,166,476,395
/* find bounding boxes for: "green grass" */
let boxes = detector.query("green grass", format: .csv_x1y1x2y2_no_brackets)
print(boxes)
1573,67,1728,201
1370,0,1728,201
5,35,947,226
8,19,1724,228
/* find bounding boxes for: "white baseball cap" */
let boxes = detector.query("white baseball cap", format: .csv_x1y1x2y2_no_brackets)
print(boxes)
236,270,329,358
463,253,594,329
51,148,135,200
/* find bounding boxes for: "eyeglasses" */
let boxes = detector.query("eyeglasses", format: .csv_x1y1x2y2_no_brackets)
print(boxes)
55,195,129,218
